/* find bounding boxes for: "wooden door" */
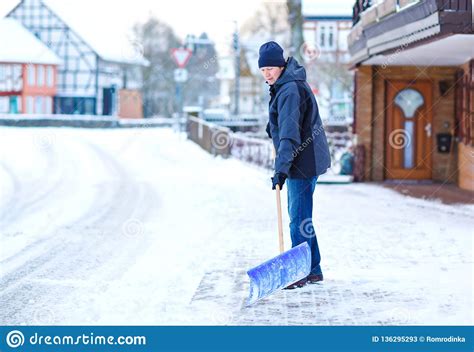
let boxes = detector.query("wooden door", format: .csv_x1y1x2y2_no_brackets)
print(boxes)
385,80,433,180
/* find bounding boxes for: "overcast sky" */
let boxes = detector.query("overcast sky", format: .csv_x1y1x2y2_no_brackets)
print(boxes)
0,0,354,57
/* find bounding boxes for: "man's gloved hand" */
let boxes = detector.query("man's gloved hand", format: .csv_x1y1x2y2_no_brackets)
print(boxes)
265,122,272,139
271,172,287,190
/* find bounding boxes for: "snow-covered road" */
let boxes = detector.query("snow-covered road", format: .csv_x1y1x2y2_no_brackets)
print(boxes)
0,127,472,325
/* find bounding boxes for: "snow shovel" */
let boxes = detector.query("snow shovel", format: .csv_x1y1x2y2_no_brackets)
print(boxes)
246,184,311,306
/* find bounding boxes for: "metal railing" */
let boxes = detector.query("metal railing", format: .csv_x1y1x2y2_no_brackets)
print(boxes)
352,0,471,25
352,0,373,24
230,133,274,169
186,116,356,180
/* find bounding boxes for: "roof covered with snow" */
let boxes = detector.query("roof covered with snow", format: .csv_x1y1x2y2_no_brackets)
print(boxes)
39,0,149,66
0,18,62,65
3,0,149,66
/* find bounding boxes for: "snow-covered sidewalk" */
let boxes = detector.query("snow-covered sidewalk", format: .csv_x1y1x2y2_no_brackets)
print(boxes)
0,127,472,325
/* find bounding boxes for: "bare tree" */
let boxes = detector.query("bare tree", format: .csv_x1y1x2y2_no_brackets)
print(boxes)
240,2,290,42
287,0,304,63
309,61,354,97
183,33,220,108
133,16,181,117
306,59,354,122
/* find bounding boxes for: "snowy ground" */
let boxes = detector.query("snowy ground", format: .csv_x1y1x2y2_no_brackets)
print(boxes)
0,127,472,325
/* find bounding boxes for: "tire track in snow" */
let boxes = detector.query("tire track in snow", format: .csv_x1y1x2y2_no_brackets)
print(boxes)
0,145,60,226
0,136,159,324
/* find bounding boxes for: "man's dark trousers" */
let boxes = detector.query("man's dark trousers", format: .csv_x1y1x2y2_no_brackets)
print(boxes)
286,176,322,276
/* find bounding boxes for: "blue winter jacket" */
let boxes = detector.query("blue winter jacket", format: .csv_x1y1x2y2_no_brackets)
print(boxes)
267,57,331,179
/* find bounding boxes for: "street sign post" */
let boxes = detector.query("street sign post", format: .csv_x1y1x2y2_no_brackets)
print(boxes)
174,68,188,83
171,48,192,68
171,48,192,134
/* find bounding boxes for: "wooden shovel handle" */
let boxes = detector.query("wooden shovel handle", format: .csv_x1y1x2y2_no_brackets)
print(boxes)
273,146,284,254
276,184,284,254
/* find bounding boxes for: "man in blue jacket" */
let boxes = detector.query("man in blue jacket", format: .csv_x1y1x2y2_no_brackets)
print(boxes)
259,41,331,289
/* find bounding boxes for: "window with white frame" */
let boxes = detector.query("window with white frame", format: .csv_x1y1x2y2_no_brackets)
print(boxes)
45,96,52,114
37,65,44,86
319,26,326,48
328,26,335,49
47,66,54,87
28,65,35,86
0,97,8,113
0,65,6,81
13,65,23,91
27,96,34,113
0,65,7,92
35,96,43,114
17,95,22,113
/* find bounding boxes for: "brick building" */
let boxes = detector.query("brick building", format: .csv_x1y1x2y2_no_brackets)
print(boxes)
0,18,61,114
348,0,473,190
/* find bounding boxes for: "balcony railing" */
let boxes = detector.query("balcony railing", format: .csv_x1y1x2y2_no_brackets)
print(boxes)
352,0,472,25
352,0,373,24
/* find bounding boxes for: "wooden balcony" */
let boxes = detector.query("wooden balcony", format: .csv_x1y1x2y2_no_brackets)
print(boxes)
348,0,473,66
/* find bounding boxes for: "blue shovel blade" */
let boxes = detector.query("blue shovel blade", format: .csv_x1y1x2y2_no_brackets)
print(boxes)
246,242,311,306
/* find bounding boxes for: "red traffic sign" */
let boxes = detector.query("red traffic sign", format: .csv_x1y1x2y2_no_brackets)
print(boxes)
171,48,192,68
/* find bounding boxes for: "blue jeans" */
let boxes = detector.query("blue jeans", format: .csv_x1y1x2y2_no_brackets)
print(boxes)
286,176,322,276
